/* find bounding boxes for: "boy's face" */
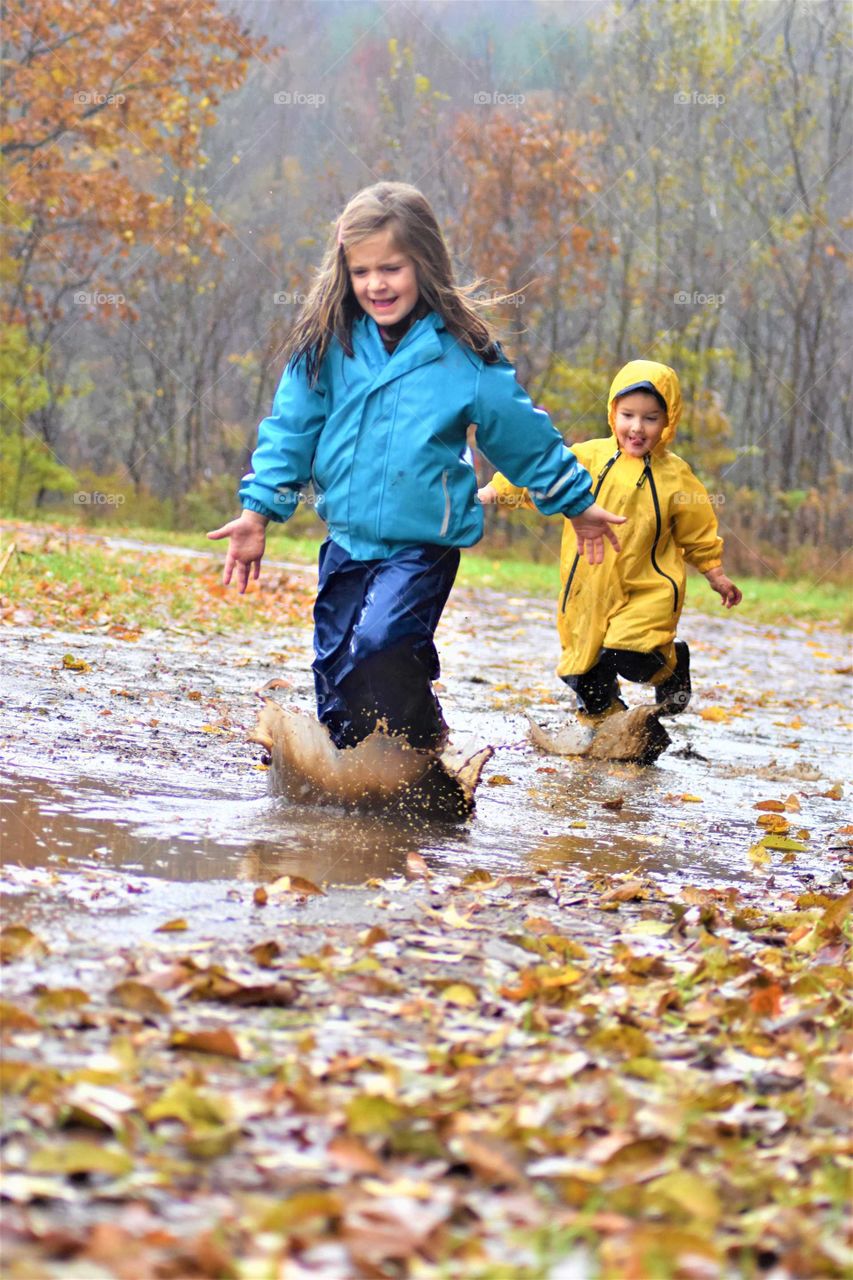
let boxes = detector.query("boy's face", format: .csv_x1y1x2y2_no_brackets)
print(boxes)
613,391,667,457
347,228,419,328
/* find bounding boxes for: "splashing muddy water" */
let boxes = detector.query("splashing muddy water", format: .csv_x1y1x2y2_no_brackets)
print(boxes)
1,579,850,937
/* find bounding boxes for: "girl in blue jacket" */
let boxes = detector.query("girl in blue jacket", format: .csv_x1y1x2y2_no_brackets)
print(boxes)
209,182,624,751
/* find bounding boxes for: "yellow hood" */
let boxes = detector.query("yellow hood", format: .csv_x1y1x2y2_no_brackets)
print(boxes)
607,360,682,450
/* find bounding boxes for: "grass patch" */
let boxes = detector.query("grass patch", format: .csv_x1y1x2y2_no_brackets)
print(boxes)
457,550,851,628
2,520,848,630
0,528,313,634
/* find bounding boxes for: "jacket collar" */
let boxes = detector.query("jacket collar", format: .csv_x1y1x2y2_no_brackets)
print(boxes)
352,311,446,389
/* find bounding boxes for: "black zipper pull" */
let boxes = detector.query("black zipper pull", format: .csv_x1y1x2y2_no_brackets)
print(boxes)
636,455,651,488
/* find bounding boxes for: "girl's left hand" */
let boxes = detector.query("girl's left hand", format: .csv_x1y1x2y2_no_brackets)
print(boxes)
569,503,626,563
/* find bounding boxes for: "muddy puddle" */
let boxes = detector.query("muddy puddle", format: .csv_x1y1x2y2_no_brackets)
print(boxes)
1,581,851,933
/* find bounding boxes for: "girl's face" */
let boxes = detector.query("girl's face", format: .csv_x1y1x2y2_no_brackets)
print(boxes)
346,228,419,327
613,391,667,457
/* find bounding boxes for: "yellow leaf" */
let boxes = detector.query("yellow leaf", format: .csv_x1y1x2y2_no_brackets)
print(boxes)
648,1171,721,1223
30,1141,132,1178
62,653,91,672
699,706,730,722
626,919,671,936
155,918,188,932
441,983,478,1007
748,843,772,866
441,904,478,929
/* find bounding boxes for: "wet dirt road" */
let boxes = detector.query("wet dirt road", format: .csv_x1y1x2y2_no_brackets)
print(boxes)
1,572,850,936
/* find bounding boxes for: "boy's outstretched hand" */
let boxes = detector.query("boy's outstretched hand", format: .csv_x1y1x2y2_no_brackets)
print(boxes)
207,509,268,593
704,567,743,608
569,503,626,564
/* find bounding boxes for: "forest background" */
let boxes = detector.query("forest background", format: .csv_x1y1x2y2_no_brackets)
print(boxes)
2,0,850,586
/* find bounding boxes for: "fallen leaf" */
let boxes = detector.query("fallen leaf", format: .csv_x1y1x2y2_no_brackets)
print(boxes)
170,1028,244,1059
1,925,48,963
108,981,172,1018
155,918,189,932
406,852,432,879
62,653,91,672
267,875,325,897
0,1001,40,1031
440,983,479,1007
29,1141,132,1178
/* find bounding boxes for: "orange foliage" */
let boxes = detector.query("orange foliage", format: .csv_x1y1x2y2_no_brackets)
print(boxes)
1,0,266,324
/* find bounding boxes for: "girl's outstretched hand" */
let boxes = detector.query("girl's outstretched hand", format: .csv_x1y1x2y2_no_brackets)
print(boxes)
569,503,626,564
207,510,268,593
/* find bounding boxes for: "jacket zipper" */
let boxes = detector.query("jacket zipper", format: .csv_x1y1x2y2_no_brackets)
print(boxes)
560,450,621,613
644,457,679,612
439,468,451,537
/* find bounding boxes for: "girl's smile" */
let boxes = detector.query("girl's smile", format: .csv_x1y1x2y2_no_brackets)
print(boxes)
346,228,419,328
613,391,667,457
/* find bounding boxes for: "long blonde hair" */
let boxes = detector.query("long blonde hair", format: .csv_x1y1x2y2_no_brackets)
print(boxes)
283,182,501,384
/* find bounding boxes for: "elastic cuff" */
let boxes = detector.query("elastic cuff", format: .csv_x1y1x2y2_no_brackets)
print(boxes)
241,497,283,523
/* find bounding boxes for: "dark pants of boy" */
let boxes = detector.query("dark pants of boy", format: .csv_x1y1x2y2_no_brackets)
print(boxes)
563,647,669,715
312,539,460,750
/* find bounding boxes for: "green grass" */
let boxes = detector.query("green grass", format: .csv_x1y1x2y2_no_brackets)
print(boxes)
2,518,849,629
457,550,852,628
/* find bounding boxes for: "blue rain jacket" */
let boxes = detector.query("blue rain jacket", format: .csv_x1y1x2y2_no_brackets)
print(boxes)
240,310,593,561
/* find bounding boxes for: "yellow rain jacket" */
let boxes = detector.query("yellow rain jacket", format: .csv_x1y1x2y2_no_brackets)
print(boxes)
492,360,723,679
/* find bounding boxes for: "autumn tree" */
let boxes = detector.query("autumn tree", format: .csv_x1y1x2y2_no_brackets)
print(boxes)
0,0,266,496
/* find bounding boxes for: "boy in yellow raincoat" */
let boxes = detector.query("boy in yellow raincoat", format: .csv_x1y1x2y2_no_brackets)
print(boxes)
480,360,742,720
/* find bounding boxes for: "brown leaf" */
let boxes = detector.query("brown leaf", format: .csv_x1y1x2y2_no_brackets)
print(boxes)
252,886,268,907
452,1133,524,1184
186,972,296,1006
0,1000,40,1031
406,851,432,879
267,874,325,897
0,925,48,963
755,799,785,811
600,879,647,904
155,917,189,932
248,940,281,967
108,980,172,1018
327,1136,383,1175
170,1027,244,1058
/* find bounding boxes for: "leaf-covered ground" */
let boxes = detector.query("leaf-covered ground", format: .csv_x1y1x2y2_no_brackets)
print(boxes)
2,860,851,1279
1,526,851,1278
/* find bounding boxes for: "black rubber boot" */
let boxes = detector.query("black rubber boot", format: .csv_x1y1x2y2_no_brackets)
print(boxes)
655,641,691,715
337,642,448,750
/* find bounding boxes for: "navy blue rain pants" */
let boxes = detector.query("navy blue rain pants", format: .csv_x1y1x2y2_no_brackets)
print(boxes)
312,538,460,750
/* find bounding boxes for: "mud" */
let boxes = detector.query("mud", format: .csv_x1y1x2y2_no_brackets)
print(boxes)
1,572,851,938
